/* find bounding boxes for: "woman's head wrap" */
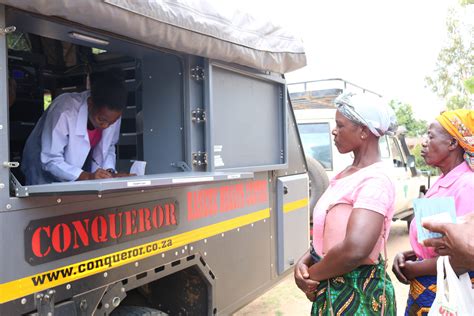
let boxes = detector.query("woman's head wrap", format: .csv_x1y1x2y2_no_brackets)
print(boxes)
436,109,474,171
334,92,398,137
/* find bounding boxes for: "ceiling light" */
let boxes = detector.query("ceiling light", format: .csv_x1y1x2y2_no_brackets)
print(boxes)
68,32,109,46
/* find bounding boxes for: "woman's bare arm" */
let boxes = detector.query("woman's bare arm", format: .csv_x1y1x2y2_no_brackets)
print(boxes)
308,208,384,281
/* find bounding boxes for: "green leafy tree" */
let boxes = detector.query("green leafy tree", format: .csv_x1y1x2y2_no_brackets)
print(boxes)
388,100,438,174
389,100,427,137
425,6,473,109
465,76,474,94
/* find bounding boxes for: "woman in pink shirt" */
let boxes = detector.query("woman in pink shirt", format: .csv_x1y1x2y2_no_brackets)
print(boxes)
294,93,398,315
392,109,474,315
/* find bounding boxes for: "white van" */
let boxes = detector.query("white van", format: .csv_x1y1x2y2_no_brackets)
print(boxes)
290,79,429,224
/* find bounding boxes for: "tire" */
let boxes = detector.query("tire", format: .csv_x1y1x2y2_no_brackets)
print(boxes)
306,156,329,214
110,306,168,316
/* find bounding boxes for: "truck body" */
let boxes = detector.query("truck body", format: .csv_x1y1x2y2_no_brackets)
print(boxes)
0,2,311,315
290,79,429,222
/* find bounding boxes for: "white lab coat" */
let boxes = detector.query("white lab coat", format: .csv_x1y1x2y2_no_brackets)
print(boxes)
22,91,121,185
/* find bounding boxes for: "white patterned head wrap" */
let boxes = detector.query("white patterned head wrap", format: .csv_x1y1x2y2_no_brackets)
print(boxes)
334,92,398,137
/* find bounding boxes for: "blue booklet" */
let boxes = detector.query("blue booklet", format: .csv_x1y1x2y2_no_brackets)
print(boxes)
413,197,456,243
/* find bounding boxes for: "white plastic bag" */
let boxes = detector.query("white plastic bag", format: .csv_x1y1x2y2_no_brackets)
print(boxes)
428,256,474,316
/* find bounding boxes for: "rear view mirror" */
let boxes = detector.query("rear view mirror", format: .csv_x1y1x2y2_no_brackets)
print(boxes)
407,155,416,168
407,154,417,177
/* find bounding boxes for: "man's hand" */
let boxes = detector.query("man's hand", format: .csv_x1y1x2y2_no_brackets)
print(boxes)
78,168,112,181
93,168,113,179
423,213,474,272
392,250,417,284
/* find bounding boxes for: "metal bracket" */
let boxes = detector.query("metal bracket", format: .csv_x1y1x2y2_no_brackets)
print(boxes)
10,171,28,197
192,152,208,167
190,66,205,81
96,282,127,315
0,25,16,36
35,289,55,316
171,161,191,172
191,108,206,123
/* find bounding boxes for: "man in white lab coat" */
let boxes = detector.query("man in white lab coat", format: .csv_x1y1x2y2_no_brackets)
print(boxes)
22,69,128,185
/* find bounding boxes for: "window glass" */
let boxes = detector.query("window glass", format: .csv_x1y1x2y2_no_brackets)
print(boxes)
388,137,405,168
379,136,390,158
297,123,332,169
7,32,32,52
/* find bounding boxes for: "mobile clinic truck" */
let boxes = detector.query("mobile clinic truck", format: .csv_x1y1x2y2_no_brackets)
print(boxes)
0,1,311,315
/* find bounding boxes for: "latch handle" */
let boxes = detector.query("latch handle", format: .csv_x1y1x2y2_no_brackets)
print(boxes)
0,26,16,35
3,161,20,168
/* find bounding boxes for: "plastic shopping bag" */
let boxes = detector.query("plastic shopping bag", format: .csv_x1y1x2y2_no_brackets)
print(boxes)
428,256,474,316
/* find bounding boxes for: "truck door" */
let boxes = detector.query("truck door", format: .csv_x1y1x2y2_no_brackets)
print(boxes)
383,136,416,215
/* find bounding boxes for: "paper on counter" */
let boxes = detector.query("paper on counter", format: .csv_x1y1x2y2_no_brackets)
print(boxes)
130,160,147,176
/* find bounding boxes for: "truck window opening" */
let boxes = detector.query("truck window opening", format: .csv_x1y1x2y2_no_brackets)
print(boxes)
7,30,184,192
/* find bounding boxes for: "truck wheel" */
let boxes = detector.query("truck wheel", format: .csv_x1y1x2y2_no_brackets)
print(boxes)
307,156,329,214
110,306,168,316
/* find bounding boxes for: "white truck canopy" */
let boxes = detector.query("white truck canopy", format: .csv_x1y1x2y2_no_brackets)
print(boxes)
0,0,306,73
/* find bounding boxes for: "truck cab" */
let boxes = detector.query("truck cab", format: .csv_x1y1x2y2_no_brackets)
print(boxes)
290,79,428,224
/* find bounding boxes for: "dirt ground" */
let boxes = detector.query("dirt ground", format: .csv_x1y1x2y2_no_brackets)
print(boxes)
234,220,411,316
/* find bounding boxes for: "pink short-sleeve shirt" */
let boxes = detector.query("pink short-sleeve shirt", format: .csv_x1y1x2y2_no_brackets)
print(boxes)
409,161,474,259
312,162,396,262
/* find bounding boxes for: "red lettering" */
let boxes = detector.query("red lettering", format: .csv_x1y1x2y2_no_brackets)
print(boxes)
198,190,206,219
29,199,179,260
187,188,220,221
71,219,89,249
169,203,177,225
141,208,152,232
165,204,171,225
125,210,138,235
31,226,51,258
187,191,195,221
51,223,71,253
109,212,123,239
91,216,108,242
220,186,229,212
155,205,164,228
235,184,245,209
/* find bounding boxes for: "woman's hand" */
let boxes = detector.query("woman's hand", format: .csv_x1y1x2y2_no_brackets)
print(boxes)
392,250,417,284
305,292,317,302
294,254,320,297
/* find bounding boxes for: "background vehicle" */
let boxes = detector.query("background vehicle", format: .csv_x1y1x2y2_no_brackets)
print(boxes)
289,79,429,224
0,1,311,315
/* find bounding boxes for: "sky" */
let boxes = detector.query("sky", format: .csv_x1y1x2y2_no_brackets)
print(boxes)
239,0,465,121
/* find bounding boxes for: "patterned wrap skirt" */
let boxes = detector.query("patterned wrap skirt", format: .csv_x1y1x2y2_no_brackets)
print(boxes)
405,271,474,316
310,248,396,316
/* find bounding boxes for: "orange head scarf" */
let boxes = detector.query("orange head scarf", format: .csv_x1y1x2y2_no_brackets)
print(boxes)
436,109,474,171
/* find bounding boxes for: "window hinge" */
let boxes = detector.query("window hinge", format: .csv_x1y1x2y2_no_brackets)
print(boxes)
190,66,205,81
192,152,208,167
191,108,206,123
